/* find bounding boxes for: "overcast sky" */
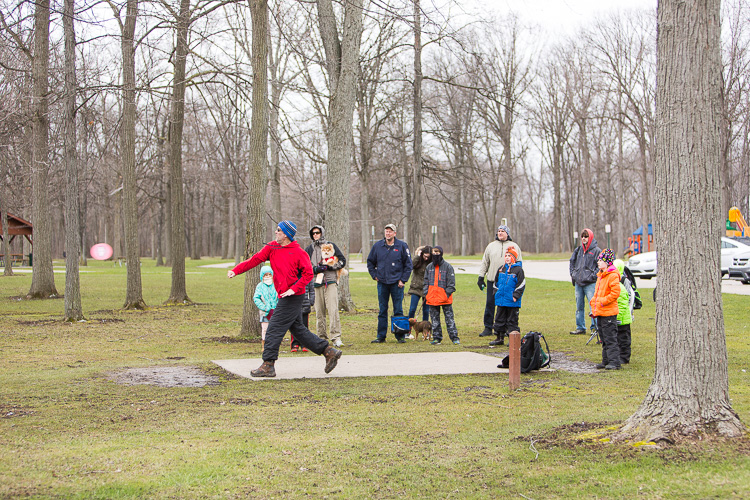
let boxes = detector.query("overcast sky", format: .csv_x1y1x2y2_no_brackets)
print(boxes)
482,0,657,35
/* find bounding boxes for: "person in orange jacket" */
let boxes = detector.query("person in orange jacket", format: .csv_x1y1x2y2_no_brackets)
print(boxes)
423,246,460,345
590,248,622,370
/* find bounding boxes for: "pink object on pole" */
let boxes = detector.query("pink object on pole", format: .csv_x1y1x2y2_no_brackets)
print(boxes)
90,243,113,261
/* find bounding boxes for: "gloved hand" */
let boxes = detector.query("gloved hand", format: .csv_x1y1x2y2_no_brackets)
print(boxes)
477,277,485,291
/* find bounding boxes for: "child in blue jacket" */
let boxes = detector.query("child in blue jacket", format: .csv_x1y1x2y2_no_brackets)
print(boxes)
490,247,525,346
253,265,279,347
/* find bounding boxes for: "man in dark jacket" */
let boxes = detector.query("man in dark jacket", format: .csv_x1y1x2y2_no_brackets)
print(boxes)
569,228,601,335
305,225,347,347
366,223,413,343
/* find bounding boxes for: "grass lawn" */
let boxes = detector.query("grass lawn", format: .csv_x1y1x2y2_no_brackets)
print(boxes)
1,258,749,498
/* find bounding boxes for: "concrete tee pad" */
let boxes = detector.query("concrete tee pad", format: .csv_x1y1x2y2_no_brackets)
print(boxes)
214,352,518,380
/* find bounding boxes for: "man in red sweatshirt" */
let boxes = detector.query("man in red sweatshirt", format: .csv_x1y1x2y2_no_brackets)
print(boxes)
228,220,342,377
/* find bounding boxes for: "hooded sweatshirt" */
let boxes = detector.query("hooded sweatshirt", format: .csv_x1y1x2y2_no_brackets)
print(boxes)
423,248,456,306
305,225,347,284
232,240,313,296
478,226,523,282
253,265,279,313
569,228,602,286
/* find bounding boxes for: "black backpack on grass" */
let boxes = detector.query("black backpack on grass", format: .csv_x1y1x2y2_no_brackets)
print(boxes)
498,331,551,373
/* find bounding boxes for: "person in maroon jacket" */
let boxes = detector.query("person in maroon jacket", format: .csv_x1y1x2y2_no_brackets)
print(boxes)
228,220,342,377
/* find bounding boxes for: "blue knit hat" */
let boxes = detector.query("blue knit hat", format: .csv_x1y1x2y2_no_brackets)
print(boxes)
278,220,297,240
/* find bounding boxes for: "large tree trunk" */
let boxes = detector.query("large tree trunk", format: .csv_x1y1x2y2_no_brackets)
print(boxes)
63,0,82,320
616,0,745,443
166,0,192,304
317,0,363,312
28,0,58,299
120,0,146,310
240,0,268,338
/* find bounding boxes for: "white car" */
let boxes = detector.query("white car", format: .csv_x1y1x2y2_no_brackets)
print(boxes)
628,236,750,279
728,249,750,284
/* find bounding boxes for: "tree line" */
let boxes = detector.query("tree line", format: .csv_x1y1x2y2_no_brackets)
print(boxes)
2,0,750,309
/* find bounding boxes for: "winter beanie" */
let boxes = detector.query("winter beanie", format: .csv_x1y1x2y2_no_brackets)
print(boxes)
432,246,444,266
278,220,297,240
505,246,518,264
598,248,615,265
497,225,512,241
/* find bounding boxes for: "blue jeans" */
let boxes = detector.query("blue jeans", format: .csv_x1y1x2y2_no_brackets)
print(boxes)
575,283,597,331
408,293,429,321
377,281,405,340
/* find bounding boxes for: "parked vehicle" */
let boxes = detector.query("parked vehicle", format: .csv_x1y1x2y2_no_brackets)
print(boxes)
728,250,750,284
628,237,750,280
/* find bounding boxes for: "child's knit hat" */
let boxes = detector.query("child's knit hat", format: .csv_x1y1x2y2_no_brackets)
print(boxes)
505,246,518,263
598,248,616,265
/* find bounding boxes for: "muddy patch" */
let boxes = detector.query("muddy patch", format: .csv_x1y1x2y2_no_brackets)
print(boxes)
108,366,220,388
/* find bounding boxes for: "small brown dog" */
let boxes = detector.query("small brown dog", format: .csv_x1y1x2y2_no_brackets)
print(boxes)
409,318,432,341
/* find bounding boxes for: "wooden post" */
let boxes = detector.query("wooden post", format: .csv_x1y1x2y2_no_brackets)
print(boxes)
509,330,521,391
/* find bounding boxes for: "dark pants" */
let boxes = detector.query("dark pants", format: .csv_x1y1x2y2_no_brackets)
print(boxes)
597,315,620,367
483,280,496,329
377,281,404,340
408,293,430,321
493,306,520,340
429,304,459,342
290,313,309,348
263,295,328,361
617,323,631,364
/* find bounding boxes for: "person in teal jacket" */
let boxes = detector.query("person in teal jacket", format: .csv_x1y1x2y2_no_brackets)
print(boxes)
253,265,279,346
613,259,634,364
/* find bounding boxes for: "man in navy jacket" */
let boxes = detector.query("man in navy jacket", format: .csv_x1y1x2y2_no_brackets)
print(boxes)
367,223,413,343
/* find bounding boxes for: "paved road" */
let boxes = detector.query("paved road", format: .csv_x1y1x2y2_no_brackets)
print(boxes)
346,259,750,296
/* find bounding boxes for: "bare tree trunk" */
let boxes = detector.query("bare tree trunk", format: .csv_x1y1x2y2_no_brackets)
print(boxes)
166,0,192,304
63,0,82,320
317,0,363,311
240,0,269,338
616,0,745,443
410,0,424,247
27,0,58,299
119,0,146,309
1,198,13,276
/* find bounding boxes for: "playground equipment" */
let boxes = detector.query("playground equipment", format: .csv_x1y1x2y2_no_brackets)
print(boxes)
625,223,653,258
726,207,747,237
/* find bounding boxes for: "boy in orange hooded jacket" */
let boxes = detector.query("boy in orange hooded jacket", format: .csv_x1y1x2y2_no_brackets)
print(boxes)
423,246,460,345
590,248,622,370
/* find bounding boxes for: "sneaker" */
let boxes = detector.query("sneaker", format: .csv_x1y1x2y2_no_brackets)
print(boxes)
333,339,343,348
323,345,342,373
605,364,621,370
569,329,586,335
371,338,385,343
406,334,415,340
489,339,505,346
291,345,299,352
452,339,460,345
595,363,606,369
397,338,406,344
302,347,309,352
479,327,494,337
430,339,442,345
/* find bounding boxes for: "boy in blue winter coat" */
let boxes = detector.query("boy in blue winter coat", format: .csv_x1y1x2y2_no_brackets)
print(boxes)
490,247,525,346
253,265,279,347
